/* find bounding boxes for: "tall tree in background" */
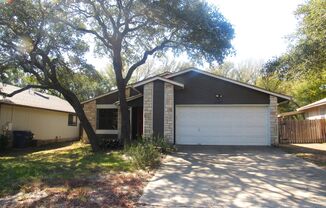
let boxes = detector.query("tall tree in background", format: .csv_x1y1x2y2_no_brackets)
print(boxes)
0,0,101,151
261,0,325,106
210,60,262,85
60,0,234,146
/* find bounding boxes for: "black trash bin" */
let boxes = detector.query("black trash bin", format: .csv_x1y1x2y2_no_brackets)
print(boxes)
12,131,34,148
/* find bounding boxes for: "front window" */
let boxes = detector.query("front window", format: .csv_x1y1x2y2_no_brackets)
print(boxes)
97,109,118,130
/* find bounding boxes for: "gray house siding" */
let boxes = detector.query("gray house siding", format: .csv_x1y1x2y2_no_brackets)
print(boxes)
128,97,143,107
96,88,141,105
170,71,270,104
96,92,118,104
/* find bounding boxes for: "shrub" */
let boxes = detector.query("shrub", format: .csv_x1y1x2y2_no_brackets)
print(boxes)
98,137,123,150
0,134,9,151
143,136,175,154
125,136,175,169
126,142,161,169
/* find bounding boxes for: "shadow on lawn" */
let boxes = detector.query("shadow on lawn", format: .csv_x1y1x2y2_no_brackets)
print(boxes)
0,143,131,197
0,141,76,157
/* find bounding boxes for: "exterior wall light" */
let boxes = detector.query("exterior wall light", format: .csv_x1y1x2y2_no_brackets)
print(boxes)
216,94,223,98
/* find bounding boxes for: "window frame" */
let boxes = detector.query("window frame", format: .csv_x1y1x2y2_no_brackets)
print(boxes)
96,105,118,134
68,113,77,126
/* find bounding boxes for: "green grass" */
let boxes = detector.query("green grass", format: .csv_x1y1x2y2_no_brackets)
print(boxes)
0,142,132,197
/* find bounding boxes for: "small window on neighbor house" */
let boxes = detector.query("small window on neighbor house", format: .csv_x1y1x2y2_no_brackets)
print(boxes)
68,113,77,126
97,109,118,130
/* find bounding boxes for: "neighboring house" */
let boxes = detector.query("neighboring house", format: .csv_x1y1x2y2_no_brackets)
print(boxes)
297,98,326,120
0,83,79,144
278,98,326,120
82,68,291,146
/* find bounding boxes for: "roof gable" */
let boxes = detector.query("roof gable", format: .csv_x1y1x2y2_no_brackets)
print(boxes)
133,77,184,88
165,68,291,100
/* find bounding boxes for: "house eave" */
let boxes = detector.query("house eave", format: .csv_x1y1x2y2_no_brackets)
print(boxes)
133,77,184,88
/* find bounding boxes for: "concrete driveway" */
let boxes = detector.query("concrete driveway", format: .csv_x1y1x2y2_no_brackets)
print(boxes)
139,146,326,207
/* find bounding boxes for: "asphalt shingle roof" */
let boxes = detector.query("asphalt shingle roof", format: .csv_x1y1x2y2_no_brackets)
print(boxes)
0,83,75,113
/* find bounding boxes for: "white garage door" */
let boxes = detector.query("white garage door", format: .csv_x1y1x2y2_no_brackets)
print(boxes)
176,106,270,145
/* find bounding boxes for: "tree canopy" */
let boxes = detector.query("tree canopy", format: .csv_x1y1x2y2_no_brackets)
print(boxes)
59,0,234,145
261,0,325,107
0,0,235,149
0,0,101,151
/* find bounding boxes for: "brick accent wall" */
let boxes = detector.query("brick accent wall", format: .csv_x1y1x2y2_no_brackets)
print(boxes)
164,83,174,143
270,95,278,146
143,83,153,137
82,100,96,141
83,100,97,130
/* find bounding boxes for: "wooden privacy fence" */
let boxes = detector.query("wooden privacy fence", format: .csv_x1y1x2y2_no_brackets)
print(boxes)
279,119,326,144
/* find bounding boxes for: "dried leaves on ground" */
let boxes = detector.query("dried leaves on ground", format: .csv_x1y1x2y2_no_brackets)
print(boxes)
0,171,152,208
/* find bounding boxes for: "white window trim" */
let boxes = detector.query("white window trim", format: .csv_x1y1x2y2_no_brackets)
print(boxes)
96,130,118,134
96,104,117,109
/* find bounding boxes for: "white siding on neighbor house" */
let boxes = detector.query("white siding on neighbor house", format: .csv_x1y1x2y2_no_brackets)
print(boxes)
0,104,79,141
305,106,326,120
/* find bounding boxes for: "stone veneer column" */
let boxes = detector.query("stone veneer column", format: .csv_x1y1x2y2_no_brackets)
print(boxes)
82,100,97,141
143,82,154,137
270,95,278,146
164,83,174,143
83,100,97,130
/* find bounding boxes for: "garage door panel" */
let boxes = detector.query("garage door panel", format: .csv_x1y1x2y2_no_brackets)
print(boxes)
176,106,269,145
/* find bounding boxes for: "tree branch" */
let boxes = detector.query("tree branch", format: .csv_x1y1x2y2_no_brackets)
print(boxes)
125,40,170,83
0,84,50,97
62,20,113,50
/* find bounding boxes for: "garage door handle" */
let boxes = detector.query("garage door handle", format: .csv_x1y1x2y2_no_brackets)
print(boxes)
198,128,200,132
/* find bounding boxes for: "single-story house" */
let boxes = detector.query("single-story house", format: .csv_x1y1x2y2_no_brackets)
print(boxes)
297,98,326,120
82,68,291,146
278,98,326,120
0,83,80,144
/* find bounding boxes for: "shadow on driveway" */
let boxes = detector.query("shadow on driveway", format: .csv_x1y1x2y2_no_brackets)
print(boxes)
139,146,326,207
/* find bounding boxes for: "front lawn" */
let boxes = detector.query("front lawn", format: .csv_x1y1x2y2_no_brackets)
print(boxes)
0,142,150,207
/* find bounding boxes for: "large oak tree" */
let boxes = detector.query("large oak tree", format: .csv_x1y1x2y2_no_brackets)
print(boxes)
59,0,234,146
0,0,234,149
0,0,101,151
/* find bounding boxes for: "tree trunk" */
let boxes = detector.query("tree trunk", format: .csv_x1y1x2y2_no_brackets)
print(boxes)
56,84,100,152
112,44,131,147
117,82,131,147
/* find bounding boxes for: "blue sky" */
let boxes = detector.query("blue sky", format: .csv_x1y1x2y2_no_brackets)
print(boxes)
87,0,304,70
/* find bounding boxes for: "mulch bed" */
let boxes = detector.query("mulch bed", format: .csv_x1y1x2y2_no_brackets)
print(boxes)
0,171,153,208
